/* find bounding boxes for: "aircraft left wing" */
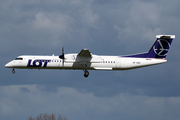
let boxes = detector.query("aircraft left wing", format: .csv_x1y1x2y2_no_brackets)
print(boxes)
78,49,92,57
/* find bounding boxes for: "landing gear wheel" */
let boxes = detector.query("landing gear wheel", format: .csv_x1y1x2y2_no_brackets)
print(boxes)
84,70,89,78
12,68,15,74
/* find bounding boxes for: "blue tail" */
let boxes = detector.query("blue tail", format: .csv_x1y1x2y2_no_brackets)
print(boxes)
122,35,175,59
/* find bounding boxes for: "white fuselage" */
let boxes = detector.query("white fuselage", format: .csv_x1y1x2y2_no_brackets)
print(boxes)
5,54,167,70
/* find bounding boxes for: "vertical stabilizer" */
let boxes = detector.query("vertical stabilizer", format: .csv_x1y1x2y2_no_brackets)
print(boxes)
147,35,175,59
122,35,175,59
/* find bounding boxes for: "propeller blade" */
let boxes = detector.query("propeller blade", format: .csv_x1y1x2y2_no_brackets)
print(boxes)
62,47,64,56
59,47,65,66
59,47,64,59
62,59,64,66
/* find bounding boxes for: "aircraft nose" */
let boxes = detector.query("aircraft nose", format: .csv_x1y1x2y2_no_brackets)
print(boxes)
5,61,13,68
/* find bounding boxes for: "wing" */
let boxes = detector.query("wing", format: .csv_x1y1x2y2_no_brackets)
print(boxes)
77,49,92,57
76,49,103,63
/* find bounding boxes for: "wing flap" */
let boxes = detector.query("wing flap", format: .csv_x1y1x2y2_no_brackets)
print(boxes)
94,67,112,70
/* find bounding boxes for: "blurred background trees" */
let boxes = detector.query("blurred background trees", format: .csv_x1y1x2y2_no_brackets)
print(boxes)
27,113,68,120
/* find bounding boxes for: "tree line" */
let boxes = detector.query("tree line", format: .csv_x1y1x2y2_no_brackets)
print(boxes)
27,113,68,120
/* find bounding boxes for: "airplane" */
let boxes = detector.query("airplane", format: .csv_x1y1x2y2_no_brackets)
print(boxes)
5,35,175,77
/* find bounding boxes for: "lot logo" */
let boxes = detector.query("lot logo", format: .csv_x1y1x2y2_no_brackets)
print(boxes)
153,39,170,56
27,59,51,67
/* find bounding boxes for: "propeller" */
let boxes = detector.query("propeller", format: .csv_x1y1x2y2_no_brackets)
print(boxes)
59,47,65,66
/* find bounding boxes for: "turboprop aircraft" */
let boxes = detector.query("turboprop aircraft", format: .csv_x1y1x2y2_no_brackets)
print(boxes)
5,35,175,77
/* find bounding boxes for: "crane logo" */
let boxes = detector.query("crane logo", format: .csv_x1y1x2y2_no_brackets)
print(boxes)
153,39,171,56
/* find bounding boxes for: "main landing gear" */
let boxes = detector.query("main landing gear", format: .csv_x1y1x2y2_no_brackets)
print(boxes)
84,70,89,78
12,68,15,74
81,64,89,78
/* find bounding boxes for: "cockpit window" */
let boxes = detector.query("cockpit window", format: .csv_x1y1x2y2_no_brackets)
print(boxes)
15,58,23,60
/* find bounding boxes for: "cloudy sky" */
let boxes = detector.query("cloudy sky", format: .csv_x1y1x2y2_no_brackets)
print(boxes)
1,0,180,120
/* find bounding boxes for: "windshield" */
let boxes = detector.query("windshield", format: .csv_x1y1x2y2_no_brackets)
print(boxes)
15,58,23,60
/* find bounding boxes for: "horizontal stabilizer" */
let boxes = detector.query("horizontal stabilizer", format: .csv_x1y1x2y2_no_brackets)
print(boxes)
156,35,175,39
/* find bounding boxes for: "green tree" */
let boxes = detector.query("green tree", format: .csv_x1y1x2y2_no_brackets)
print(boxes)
27,113,68,120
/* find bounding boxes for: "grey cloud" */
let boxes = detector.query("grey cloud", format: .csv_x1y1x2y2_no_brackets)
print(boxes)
0,0,100,53
1,85,180,120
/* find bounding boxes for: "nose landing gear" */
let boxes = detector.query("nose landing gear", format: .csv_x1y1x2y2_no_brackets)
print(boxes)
12,68,15,74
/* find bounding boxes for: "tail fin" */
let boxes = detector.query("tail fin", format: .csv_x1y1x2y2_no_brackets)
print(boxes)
147,35,175,59
122,35,175,59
